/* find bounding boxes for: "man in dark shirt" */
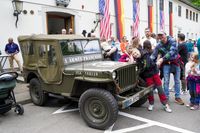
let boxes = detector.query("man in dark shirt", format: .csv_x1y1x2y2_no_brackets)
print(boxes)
5,38,22,72
177,33,188,94
151,31,184,105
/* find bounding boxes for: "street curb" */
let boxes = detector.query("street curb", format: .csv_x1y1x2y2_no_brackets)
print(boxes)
17,76,25,83
17,99,32,105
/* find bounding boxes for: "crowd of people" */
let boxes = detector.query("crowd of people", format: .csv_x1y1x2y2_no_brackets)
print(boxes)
100,28,200,112
1,27,200,112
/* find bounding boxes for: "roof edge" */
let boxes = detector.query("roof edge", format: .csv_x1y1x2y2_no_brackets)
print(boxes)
179,0,200,11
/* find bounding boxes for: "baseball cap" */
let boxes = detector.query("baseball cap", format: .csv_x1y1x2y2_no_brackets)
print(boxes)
145,28,150,32
157,30,166,35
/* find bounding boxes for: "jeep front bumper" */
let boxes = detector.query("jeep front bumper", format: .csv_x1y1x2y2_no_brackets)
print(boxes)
116,85,153,109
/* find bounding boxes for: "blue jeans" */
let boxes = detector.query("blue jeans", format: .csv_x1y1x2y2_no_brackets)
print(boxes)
163,64,181,99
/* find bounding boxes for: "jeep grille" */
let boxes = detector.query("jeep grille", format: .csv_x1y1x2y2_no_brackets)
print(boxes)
117,65,138,92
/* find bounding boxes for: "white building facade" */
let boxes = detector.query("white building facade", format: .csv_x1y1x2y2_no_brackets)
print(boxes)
0,0,200,67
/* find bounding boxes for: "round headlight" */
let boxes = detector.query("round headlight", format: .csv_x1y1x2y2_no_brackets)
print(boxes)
112,71,117,79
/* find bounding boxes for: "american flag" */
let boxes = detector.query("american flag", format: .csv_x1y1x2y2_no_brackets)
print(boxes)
99,0,111,39
132,0,140,37
159,0,165,31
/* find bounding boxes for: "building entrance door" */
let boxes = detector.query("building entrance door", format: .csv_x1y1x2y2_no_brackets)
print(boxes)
47,12,74,34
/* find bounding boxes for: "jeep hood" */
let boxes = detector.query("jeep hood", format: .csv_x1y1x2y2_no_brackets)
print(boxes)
64,61,134,72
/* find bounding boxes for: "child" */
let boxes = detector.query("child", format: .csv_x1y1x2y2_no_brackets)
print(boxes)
120,36,128,54
141,40,172,113
100,38,117,61
119,45,135,63
185,52,200,110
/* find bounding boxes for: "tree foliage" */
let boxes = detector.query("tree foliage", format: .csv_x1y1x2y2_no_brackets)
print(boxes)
190,0,200,7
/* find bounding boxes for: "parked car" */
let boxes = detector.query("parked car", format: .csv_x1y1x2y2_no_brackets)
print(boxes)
18,34,152,130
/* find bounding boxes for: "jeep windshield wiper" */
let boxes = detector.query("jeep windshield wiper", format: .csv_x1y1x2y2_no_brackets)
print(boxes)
83,39,90,48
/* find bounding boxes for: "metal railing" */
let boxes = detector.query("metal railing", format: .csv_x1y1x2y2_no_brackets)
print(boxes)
0,55,9,72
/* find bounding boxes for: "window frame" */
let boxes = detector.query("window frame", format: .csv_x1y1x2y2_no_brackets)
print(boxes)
190,10,192,20
196,13,198,22
186,9,188,19
193,12,195,21
178,5,181,17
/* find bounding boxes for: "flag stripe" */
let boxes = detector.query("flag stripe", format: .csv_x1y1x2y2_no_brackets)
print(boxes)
99,0,111,39
159,0,164,31
133,0,140,37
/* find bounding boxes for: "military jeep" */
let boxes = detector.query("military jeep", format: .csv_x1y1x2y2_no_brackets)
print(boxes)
18,34,152,130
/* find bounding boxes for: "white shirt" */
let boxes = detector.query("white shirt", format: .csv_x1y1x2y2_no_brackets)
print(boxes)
141,37,157,49
185,61,200,77
101,41,111,51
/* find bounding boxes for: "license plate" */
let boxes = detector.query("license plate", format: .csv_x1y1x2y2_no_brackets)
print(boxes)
123,94,140,108
132,94,140,103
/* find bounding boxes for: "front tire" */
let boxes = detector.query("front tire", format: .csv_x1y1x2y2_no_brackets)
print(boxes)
79,88,118,130
29,78,47,106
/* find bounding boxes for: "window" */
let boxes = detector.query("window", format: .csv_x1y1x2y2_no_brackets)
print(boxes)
196,13,198,22
186,9,188,19
178,6,181,17
193,12,195,21
39,44,57,65
83,40,101,54
47,45,56,65
21,42,34,55
190,10,192,20
60,40,83,56
39,45,46,58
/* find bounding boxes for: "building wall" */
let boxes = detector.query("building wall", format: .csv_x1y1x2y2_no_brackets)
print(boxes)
0,0,200,68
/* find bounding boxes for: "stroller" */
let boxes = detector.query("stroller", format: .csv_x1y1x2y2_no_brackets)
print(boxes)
0,72,24,115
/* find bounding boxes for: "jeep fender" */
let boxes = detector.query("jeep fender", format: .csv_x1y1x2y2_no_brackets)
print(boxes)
74,77,113,83
71,77,116,97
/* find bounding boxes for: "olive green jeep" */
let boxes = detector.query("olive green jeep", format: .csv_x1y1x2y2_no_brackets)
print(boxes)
18,34,152,130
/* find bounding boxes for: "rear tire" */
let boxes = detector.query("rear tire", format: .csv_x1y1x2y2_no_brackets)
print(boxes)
79,88,118,130
29,78,47,106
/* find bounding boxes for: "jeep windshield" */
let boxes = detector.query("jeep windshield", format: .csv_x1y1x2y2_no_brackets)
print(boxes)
60,39,103,64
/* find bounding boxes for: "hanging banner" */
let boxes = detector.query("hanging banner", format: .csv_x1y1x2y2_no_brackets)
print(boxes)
148,0,154,32
114,0,125,41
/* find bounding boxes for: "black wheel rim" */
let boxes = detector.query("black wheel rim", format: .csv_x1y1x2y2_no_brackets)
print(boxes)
84,97,108,124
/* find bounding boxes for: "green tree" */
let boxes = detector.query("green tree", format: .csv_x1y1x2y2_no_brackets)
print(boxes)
190,0,200,7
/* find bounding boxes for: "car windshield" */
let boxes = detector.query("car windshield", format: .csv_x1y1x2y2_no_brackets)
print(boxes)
82,40,101,54
60,39,101,56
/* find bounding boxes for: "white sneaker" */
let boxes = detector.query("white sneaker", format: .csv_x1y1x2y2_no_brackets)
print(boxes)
164,104,172,113
148,105,154,111
181,90,187,95
153,89,158,94
169,88,174,92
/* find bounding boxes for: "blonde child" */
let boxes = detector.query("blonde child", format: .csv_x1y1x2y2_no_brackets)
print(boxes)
185,52,200,110
119,45,135,63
